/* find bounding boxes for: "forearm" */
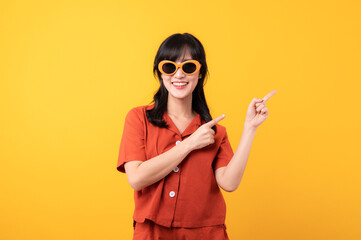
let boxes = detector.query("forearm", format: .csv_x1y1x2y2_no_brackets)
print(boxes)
222,125,257,191
134,140,193,190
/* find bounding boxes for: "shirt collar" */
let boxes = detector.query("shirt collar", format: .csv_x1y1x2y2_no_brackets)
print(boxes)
163,111,202,137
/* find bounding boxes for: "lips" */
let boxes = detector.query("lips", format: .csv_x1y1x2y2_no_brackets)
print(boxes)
172,81,188,86
171,81,188,89
172,81,189,84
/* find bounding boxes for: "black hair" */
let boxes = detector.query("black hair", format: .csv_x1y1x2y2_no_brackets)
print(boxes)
146,32,217,133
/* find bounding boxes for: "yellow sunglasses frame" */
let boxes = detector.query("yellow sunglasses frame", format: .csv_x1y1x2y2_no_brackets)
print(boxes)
158,60,202,76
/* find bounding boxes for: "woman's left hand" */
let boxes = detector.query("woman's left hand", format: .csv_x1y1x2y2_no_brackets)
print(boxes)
244,90,278,130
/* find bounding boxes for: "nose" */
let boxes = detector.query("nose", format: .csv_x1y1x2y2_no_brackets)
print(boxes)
173,66,186,78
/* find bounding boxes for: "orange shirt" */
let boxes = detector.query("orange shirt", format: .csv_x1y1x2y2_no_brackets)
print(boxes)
117,104,234,228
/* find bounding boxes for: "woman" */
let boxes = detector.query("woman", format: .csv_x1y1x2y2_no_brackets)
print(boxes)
117,32,277,239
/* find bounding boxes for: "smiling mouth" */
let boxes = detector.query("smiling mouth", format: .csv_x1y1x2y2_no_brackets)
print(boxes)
172,82,188,86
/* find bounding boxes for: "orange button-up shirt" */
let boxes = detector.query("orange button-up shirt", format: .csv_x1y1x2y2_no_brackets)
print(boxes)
117,104,234,228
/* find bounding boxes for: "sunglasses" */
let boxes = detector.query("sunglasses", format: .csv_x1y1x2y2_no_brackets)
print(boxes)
158,60,202,76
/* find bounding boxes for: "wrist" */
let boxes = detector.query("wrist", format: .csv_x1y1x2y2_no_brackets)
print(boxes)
181,138,194,154
243,124,258,133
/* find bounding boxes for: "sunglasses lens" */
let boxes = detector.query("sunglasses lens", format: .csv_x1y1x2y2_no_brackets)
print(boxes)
162,63,176,74
182,62,197,74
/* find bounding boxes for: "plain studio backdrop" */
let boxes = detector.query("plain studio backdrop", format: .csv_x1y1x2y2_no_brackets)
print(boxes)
0,0,360,239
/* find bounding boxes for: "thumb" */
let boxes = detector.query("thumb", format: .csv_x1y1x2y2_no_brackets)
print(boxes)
249,98,264,107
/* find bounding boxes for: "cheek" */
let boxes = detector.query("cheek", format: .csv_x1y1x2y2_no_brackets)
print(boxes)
190,77,199,87
161,74,170,82
162,76,172,89
191,81,198,91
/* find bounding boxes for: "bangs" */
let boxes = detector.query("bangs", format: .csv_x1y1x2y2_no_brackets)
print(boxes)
159,43,197,62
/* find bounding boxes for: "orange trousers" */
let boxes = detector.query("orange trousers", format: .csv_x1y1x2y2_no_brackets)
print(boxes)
133,219,230,240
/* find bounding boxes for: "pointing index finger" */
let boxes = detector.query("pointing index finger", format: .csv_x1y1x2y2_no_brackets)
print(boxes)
262,90,278,102
206,114,225,127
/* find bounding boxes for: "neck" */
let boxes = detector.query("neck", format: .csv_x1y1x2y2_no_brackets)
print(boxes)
166,94,195,118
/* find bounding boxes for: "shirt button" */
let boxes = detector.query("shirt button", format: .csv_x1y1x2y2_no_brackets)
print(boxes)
169,191,175,197
173,167,179,172
176,140,181,145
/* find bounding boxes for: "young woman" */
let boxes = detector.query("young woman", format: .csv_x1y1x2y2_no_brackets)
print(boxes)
117,32,277,239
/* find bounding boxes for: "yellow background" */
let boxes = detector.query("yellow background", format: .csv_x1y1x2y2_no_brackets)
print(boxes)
1,0,360,239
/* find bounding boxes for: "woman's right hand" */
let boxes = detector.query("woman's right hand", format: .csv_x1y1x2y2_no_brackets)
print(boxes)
184,114,226,151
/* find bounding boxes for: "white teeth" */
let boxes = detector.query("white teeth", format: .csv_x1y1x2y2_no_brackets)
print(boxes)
172,82,188,86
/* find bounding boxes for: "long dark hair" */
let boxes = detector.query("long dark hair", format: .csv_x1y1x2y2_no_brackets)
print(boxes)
146,33,217,133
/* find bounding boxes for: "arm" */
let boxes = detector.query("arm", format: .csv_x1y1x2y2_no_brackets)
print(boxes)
215,125,257,192
216,91,277,192
124,114,226,191
124,140,193,191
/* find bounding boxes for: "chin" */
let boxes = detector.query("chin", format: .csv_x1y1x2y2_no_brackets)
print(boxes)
169,92,191,99
171,94,189,100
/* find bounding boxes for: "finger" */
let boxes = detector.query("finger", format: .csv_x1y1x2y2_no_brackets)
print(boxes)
262,90,278,102
206,114,225,127
261,107,268,115
255,102,265,108
249,98,264,107
256,104,265,112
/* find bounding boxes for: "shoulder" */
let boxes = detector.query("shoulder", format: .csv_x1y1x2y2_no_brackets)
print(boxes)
125,104,154,121
215,123,226,133
214,123,229,140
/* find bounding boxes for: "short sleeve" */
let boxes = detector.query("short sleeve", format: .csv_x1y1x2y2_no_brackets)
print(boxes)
116,107,147,173
213,127,234,170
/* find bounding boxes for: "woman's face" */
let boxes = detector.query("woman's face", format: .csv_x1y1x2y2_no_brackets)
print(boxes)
161,49,201,101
